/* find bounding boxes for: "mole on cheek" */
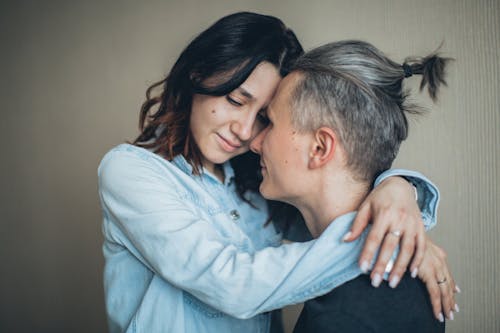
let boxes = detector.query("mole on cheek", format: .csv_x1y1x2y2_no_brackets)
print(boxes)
284,160,288,164
211,110,216,114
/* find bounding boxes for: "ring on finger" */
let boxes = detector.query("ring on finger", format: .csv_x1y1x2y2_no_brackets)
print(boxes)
389,230,402,237
437,277,447,285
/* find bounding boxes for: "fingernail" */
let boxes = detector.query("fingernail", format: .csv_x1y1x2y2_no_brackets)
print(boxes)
389,275,400,288
411,267,418,278
360,260,370,273
449,311,454,320
342,231,352,242
454,304,460,313
438,313,444,323
371,273,382,287
455,285,461,293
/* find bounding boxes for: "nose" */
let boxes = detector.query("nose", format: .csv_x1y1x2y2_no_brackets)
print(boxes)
231,112,256,141
250,126,268,155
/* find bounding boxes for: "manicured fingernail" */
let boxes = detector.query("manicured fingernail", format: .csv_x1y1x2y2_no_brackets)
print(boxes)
449,311,454,320
360,260,370,273
454,304,460,313
342,231,352,242
455,285,461,293
389,275,400,288
371,273,382,287
411,267,418,278
438,313,444,322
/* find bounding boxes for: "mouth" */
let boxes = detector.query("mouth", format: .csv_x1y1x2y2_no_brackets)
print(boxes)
216,133,242,153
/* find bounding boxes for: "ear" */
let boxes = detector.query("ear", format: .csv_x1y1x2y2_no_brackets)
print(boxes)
308,127,337,169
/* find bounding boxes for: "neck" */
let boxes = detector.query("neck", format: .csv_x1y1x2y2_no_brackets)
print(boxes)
294,170,370,238
202,159,225,183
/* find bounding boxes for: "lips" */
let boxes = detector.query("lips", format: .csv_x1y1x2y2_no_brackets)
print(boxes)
216,133,242,153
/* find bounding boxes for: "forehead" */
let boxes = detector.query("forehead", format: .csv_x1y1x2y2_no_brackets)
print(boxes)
268,71,302,117
202,61,280,95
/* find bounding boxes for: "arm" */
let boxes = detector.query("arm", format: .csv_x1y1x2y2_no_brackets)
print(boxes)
345,169,459,321
374,169,439,230
344,169,439,284
99,149,364,319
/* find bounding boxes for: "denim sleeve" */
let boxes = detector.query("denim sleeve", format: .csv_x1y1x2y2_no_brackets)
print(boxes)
373,169,440,230
98,150,364,319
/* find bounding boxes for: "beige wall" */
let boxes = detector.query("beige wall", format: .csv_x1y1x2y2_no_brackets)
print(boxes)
1,0,498,332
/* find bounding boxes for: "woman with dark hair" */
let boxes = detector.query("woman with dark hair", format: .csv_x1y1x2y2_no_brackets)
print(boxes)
98,12,455,333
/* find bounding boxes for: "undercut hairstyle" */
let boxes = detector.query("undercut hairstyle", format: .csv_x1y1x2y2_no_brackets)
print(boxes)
290,40,452,182
133,12,303,198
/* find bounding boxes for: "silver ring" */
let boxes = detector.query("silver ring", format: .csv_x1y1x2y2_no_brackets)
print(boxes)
389,230,402,237
437,277,447,285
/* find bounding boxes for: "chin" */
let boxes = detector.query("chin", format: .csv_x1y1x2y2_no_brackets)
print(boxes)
259,182,275,200
206,152,233,165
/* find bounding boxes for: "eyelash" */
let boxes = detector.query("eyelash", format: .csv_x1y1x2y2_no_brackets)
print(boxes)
226,95,243,106
226,95,269,125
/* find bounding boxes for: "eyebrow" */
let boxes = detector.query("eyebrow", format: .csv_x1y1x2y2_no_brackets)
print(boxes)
235,87,255,100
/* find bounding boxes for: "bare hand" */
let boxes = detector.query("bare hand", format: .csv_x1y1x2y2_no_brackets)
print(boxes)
418,237,459,322
343,176,425,287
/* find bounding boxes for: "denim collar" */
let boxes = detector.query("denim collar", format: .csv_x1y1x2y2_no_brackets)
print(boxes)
172,155,235,186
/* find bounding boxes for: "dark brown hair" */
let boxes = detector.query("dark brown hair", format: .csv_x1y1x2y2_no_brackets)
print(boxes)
133,12,303,198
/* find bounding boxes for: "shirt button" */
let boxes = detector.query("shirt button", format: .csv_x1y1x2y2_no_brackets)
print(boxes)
229,209,240,221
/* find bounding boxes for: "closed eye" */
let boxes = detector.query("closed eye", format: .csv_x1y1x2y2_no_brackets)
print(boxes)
226,95,243,106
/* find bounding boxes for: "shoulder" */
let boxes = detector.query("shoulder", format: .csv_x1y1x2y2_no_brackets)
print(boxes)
98,144,177,192
99,143,160,170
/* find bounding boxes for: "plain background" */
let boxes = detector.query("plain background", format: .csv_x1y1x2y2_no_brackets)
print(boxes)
1,0,498,332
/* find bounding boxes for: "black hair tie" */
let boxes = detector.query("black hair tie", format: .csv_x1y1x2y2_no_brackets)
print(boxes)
402,63,413,78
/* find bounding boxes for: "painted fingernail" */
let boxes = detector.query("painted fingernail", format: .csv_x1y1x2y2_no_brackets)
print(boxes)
360,260,370,273
411,267,418,278
449,311,454,320
389,275,400,288
454,304,460,313
455,285,461,293
342,231,352,242
438,313,444,323
371,273,382,287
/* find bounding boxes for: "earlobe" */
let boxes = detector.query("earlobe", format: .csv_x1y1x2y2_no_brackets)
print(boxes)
308,127,336,169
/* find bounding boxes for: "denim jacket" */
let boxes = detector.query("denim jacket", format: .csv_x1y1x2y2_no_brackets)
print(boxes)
98,144,439,333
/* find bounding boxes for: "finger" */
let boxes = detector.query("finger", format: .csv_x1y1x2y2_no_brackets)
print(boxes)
358,227,385,273
433,245,456,318
450,275,460,313
426,277,444,322
438,278,454,320
447,267,460,313
370,231,402,286
345,203,372,242
388,231,416,288
443,271,457,318
449,274,458,297
410,222,426,275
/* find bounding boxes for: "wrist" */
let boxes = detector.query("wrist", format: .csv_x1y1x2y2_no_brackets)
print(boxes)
381,176,417,200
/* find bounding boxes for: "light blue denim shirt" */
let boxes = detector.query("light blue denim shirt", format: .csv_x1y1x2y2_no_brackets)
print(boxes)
98,144,439,333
